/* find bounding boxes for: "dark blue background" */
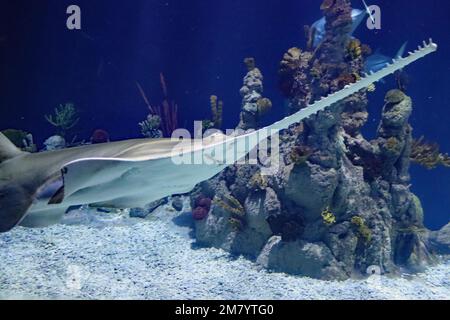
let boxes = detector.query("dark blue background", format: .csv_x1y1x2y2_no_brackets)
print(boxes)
0,0,449,229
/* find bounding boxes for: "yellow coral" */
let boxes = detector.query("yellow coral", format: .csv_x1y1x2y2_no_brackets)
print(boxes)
249,171,268,190
228,217,243,231
280,47,302,72
320,0,334,10
210,95,218,120
351,216,372,244
321,207,336,225
367,83,376,92
346,39,362,60
213,194,245,218
257,98,272,116
385,137,402,153
352,73,361,81
310,66,322,79
208,95,223,129
217,100,223,128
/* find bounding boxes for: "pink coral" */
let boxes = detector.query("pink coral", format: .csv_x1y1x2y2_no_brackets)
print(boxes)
91,129,110,144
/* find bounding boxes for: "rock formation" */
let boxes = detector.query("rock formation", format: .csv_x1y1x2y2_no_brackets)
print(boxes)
237,58,272,130
189,0,444,279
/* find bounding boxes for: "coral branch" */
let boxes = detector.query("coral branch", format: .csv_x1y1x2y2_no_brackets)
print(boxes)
44,103,79,137
137,73,179,137
136,82,155,114
411,136,450,169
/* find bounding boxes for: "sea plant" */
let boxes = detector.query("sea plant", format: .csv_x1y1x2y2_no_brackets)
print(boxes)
45,103,79,137
1,129,36,152
136,72,178,137
410,136,450,169
139,114,163,138
202,95,224,132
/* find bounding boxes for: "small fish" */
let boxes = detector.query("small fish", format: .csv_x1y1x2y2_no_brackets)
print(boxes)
364,42,408,74
311,9,367,48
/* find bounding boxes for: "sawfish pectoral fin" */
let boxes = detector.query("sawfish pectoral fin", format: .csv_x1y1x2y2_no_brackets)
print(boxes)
0,183,34,232
19,207,67,228
0,133,35,232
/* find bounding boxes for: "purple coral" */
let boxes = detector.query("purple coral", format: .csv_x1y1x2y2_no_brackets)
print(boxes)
196,197,212,211
192,207,209,221
192,195,212,221
91,129,110,144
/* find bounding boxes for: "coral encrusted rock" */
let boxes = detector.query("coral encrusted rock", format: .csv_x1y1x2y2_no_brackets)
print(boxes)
189,0,438,280
237,58,272,130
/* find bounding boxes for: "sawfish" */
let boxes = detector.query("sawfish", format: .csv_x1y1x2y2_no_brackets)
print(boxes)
0,39,437,232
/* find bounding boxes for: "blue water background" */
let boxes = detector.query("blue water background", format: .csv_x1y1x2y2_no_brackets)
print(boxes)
0,0,448,229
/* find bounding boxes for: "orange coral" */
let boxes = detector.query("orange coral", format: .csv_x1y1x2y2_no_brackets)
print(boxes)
320,0,336,10
280,48,302,73
411,136,450,169
346,39,362,60
244,57,256,71
336,73,357,89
